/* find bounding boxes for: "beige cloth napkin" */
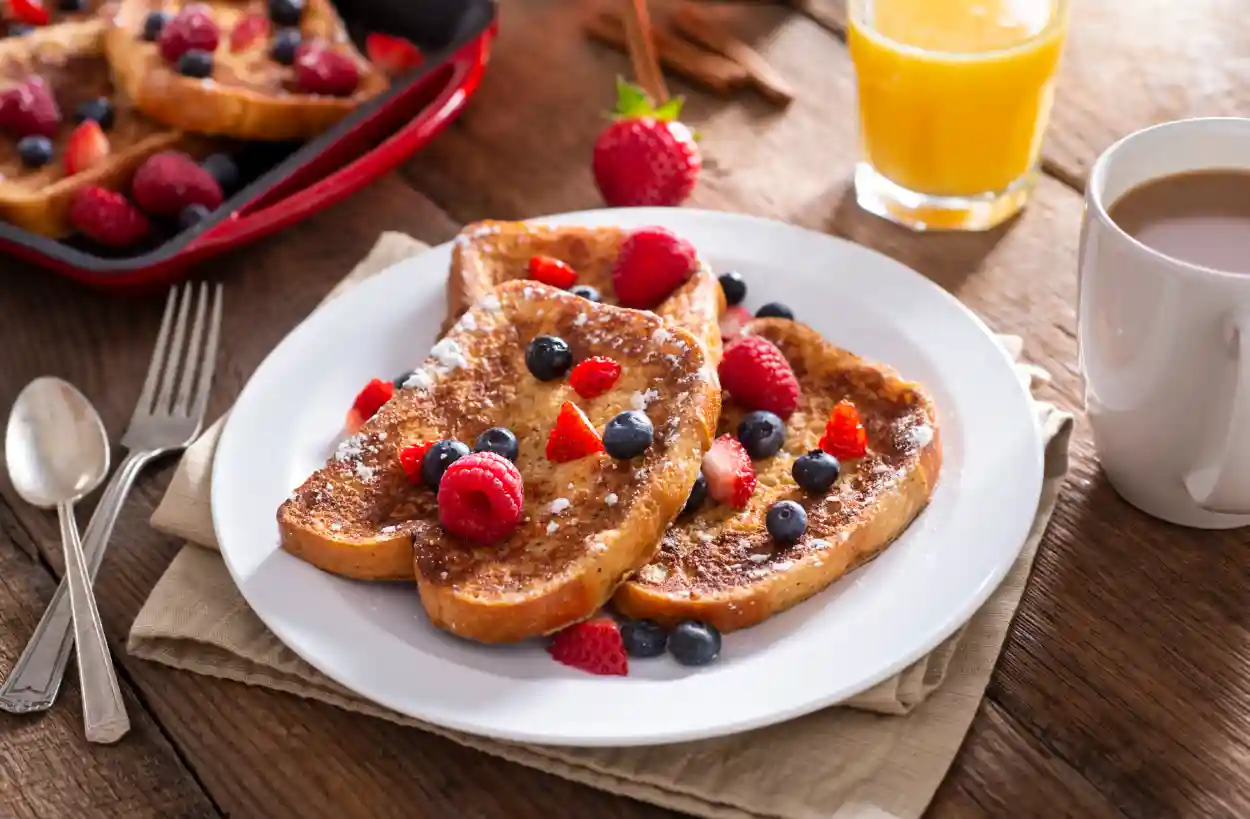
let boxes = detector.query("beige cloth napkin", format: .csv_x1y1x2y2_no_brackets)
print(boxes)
129,231,1074,819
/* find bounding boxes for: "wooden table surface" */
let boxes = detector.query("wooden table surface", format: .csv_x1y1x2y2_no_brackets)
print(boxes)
1,1,1246,817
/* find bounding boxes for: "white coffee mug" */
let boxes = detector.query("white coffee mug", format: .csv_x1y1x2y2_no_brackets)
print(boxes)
1078,117,1250,530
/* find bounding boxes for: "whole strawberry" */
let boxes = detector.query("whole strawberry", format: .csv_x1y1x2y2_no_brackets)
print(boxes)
592,78,700,208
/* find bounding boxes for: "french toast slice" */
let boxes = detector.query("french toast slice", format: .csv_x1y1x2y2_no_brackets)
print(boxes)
613,319,942,633
0,20,185,237
447,220,727,366
105,0,389,141
277,280,722,644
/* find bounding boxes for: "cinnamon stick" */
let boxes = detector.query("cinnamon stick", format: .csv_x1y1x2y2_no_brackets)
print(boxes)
584,10,750,96
621,0,670,104
669,4,795,105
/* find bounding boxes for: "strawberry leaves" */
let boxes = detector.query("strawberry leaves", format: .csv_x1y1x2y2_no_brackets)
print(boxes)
610,76,684,123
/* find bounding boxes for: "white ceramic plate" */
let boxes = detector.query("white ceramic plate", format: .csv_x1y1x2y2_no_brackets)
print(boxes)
212,208,1043,747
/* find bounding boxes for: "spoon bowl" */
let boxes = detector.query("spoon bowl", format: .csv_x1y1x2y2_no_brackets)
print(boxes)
6,376,110,508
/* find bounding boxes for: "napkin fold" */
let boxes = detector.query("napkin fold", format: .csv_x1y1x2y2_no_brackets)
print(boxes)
129,231,1074,819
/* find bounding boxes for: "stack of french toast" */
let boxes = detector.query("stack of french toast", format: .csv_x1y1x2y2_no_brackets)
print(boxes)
0,0,416,245
278,219,943,675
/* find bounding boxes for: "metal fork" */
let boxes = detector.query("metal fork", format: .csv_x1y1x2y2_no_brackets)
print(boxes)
0,283,223,714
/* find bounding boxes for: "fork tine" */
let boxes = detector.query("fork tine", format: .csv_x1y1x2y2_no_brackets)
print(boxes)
134,287,179,418
188,284,223,427
154,285,194,416
173,283,209,416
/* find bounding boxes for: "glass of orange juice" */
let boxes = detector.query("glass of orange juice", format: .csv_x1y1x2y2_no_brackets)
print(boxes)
847,0,1069,231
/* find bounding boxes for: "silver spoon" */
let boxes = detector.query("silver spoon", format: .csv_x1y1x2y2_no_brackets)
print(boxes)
5,377,129,744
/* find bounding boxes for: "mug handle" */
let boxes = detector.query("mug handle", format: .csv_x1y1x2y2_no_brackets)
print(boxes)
1185,308,1250,514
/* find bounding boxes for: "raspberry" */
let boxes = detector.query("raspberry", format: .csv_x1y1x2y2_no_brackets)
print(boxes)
436,451,524,545
0,76,61,138
67,186,150,248
294,44,361,96
228,13,269,52
718,305,752,342
547,618,628,676
819,400,867,460
527,255,577,289
718,335,801,420
398,441,433,484
702,435,757,509
545,401,604,462
63,121,109,176
130,151,224,217
158,4,220,63
569,356,621,400
350,378,394,422
611,226,697,309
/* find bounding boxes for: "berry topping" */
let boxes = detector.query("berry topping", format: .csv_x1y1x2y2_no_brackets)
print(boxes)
349,378,394,424
398,441,432,484
819,400,868,460
569,284,601,303
294,44,361,96
702,435,757,509
202,153,240,193
63,121,109,176
766,500,807,545
365,32,424,76
177,49,214,78
592,79,700,208
229,13,269,52
569,356,621,399
0,77,61,138
668,621,721,667
718,305,752,342
74,97,114,130
756,302,795,320
546,401,604,463
141,11,169,41
131,151,225,217
178,203,211,230
718,335,801,420
437,451,525,545
611,226,698,309
792,449,841,493
603,410,654,460
10,0,48,26
67,186,150,249
7,23,34,36
16,135,50,168
474,426,519,462
718,271,747,306
268,0,303,27
524,334,573,381
548,618,628,676
158,5,219,63
680,470,707,516
270,27,300,65
420,439,470,488
527,254,578,289
620,619,667,658
737,410,786,460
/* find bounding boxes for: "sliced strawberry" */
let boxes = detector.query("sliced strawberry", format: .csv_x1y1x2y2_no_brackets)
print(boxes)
546,401,605,463
569,356,621,400
547,618,628,676
702,435,757,509
527,255,578,289
351,378,395,422
718,305,752,341
819,400,867,460
63,121,109,176
365,32,424,76
229,13,270,52
399,441,433,484
10,0,49,26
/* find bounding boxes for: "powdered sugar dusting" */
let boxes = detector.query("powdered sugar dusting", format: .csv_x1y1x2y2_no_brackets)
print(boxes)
631,388,660,411
546,521,560,535
639,564,667,583
430,338,467,372
548,498,571,514
907,424,934,448
353,463,376,483
403,369,435,391
604,493,618,507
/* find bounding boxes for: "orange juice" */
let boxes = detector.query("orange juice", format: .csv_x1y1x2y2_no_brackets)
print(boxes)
848,0,1068,228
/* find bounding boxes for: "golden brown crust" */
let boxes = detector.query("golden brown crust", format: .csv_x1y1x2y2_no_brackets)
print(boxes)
612,319,943,633
104,0,388,141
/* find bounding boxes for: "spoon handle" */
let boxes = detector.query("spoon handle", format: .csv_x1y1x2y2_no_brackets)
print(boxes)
57,501,130,744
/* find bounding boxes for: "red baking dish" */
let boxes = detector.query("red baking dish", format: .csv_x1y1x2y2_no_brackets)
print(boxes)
0,0,497,292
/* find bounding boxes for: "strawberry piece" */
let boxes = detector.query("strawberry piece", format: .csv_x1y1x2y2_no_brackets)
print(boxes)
819,400,868,460
0,76,61,138
610,226,698,309
719,305,752,341
295,43,361,96
718,335,801,420
546,401,605,463
67,186,151,249
365,32,423,76
592,79,700,208
702,435,757,509
547,618,628,676
130,151,224,217
158,4,220,63
528,255,577,289
229,13,269,52
569,356,621,400
63,121,109,176
350,378,394,422
437,451,525,544
10,0,49,26
398,441,433,484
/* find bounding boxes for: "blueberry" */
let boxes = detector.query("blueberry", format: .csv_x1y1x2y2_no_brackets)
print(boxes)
202,153,240,194
177,49,214,78
141,11,169,41
75,97,114,130
178,203,211,230
524,334,572,381
474,427,519,462
420,439,470,488
680,470,707,517
268,0,304,26
621,619,667,658
7,22,34,36
736,410,785,460
271,27,301,65
792,449,840,493
59,0,85,11
756,302,794,320
668,621,721,666
765,500,807,545
16,135,52,168
603,410,653,460
569,284,601,303
718,271,746,306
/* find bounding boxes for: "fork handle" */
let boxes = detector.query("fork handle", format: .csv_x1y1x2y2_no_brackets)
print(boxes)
0,452,150,714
